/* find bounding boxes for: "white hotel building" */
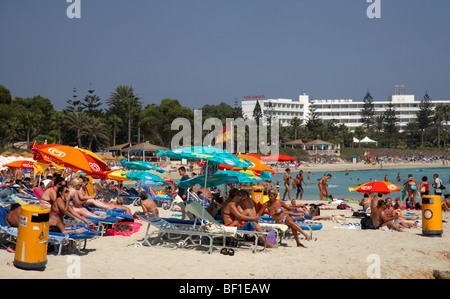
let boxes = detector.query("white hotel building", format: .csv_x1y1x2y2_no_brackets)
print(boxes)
241,86,450,131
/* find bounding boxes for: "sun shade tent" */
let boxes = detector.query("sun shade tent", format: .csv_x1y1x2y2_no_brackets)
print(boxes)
359,136,378,146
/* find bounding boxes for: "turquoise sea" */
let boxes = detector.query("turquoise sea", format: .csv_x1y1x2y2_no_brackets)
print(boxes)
271,166,450,203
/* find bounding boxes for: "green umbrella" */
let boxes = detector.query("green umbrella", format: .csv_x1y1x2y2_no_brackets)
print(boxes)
120,159,165,173
120,171,168,185
156,146,252,170
177,170,272,188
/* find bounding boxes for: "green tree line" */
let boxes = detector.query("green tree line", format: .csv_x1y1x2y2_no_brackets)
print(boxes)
0,84,242,152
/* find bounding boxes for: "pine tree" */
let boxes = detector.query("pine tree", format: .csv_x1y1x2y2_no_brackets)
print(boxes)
416,91,434,147
252,100,263,123
383,102,400,147
360,89,375,130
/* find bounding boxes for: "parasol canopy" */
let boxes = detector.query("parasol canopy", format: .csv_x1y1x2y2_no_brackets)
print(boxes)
349,180,401,195
261,154,296,162
218,153,275,175
156,146,252,169
177,170,270,189
120,171,172,186
3,160,34,169
119,158,165,173
30,142,110,178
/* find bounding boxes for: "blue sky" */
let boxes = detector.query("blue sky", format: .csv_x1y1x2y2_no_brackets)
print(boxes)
1,0,449,110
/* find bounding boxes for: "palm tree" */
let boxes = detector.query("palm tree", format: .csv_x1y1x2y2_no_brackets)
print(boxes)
434,105,449,150
107,85,142,143
290,117,302,140
65,111,88,147
106,114,122,146
107,85,140,111
83,116,110,151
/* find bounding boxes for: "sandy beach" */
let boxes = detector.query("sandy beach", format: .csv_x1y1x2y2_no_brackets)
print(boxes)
1,158,449,281
1,191,449,280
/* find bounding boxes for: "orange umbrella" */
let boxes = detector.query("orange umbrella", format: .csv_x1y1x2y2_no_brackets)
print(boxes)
261,154,296,162
349,180,401,195
30,142,110,178
219,154,275,175
3,160,34,169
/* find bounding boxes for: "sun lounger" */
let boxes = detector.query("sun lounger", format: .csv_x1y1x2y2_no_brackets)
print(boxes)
0,206,94,256
135,211,233,254
184,201,269,253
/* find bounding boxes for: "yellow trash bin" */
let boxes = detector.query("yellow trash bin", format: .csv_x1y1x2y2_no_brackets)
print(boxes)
14,204,50,270
421,195,443,237
252,186,264,205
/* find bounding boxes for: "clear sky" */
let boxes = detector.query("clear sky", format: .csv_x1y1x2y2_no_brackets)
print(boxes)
1,0,449,110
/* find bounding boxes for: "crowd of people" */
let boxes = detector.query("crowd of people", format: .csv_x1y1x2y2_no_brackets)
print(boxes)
2,161,449,252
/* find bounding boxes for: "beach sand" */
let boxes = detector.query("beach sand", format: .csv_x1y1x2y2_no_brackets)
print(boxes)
1,195,449,279
0,159,449,280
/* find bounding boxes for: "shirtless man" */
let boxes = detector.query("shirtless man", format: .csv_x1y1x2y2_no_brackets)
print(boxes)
222,189,274,248
370,197,402,231
318,174,332,201
5,204,21,227
294,170,307,202
239,189,259,216
282,168,295,202
14,168,24,184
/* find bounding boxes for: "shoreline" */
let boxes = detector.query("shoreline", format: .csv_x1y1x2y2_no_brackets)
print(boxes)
160,161,449,181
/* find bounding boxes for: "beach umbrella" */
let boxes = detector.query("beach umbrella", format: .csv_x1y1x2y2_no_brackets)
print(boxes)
3,160,34,169
349,180,401,195
119,158,165,173
156,146,253,170
157,146,254,222
218,154,275,175
104,170,134,182
177,170,269,189
261,154,297,162
120,171,171,186
30,142,110,179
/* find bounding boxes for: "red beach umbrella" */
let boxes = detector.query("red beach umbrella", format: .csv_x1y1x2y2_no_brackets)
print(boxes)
349,180,401,195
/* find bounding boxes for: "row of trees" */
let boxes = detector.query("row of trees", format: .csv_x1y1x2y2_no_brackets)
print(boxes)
0,84,242,152
358,90,450,149
1,82,448,153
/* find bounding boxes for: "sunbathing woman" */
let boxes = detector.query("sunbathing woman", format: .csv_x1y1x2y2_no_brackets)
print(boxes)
258,188,312,247
73,176,130,215
49,185,92,234
40,176,65,209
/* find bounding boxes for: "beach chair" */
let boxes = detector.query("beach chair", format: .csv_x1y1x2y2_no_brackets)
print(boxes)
93,183,116,202
0,206,94,256
142,187,173,208
135,211,234,254
258,215,323,239
184,201,270,253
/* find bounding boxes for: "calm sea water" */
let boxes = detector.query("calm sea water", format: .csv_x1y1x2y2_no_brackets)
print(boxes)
271,166,450,203
149,166,449,203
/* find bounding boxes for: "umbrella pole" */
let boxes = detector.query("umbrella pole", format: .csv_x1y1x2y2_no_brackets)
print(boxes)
201,160,208,225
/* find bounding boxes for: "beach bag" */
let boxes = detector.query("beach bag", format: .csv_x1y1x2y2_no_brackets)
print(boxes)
440,179,446,190
309,204,320,217
352,210,367,218
267,229,277,245
361,216,375,230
